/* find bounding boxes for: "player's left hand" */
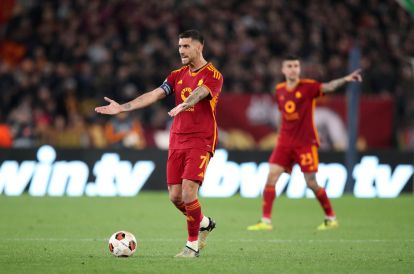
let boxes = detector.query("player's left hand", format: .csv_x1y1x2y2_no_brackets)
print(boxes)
168,102,189,117
95,97,122,115
344,69,363,82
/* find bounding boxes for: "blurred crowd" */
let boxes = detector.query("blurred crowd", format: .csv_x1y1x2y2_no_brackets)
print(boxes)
0,0,413,149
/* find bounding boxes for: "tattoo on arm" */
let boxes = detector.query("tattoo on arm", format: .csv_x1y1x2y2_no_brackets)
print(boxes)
121,103,132,111
322,77,347,93
183,86,210,108
119,88,164,112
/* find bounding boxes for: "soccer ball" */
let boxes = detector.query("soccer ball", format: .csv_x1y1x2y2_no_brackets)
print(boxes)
108,231,137,257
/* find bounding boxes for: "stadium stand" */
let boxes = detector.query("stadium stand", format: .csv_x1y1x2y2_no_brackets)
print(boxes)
0,0,413,149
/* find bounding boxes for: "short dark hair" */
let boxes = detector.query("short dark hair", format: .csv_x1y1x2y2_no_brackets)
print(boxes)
179,29,204,44
283,55,300,61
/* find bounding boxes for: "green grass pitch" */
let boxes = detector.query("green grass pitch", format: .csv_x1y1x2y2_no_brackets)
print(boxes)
0,192,413,274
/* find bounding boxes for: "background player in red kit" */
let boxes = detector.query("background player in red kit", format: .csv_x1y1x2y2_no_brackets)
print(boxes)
248,55,362,231
95,30,223,258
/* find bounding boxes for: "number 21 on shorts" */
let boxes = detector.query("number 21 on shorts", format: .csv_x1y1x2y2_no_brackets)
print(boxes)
300,153,313,166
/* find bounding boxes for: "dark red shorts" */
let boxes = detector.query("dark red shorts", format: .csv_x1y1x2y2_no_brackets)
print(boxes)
268,144,319,173
167,149,211,185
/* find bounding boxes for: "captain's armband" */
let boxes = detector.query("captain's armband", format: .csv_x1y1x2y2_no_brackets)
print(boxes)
160,81,173,96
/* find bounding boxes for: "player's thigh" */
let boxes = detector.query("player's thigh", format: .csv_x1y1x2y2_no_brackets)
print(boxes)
294,145,319,173
182,149,211,184
269,145,295,173
167,149,185,185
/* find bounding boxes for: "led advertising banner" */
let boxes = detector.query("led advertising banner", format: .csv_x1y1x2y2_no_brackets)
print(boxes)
0,146,412,197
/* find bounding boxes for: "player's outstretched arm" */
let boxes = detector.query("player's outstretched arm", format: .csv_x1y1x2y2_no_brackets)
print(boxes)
95,88,166,115
168,86,210,117
321,69,363,93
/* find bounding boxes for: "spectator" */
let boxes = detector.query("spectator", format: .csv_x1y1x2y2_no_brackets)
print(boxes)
104,112,146,149
0,113,13,148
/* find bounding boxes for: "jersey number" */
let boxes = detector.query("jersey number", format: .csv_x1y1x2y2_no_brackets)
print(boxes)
198,153,210,178
300,153,313,166
199,153,210,170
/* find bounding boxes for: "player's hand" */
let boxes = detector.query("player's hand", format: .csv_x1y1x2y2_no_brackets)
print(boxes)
168,102,188,117
344,69,362,82
95,97,122,115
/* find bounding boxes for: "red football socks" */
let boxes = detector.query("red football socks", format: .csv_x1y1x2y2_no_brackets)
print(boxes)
315,188,335,217
262,185,276,219
185,199,202,241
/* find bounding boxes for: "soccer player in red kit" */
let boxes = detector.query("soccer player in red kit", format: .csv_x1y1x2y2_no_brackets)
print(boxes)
95,30,223,258
247,55,362,231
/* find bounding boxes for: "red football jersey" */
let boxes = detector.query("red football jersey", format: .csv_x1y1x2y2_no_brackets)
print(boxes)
165,63,223,153
274,79,323,147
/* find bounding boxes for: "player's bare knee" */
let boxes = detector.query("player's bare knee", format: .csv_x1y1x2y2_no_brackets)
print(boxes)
267,167,283,186
307,183,320,193
304,172,316,181
181,179,199,203
182,191,198,203
168,185,182,204
304,173,320,192
169,193,182,205
268,172,282,186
